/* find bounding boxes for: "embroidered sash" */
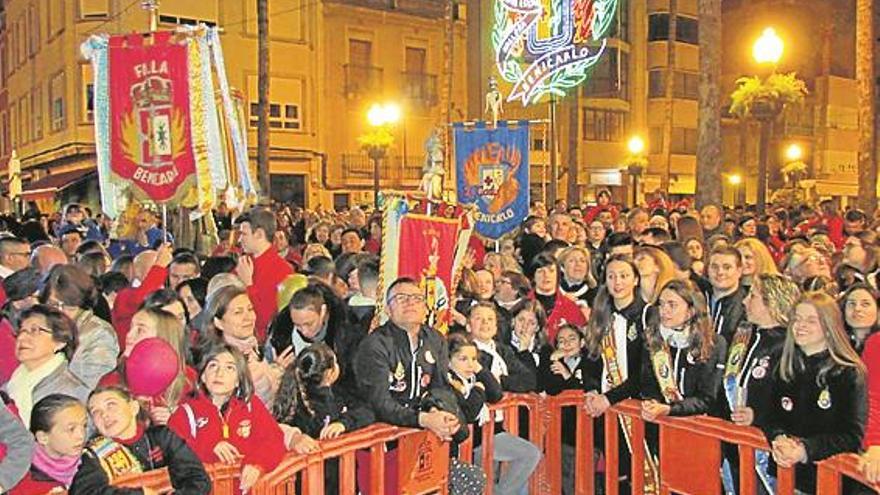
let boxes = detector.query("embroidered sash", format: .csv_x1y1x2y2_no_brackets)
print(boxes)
601,332,660,495
651,344,683,403
87,437,144,482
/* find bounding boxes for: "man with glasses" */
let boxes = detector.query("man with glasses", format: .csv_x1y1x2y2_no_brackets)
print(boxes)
354,277,461,439
0,237,30,280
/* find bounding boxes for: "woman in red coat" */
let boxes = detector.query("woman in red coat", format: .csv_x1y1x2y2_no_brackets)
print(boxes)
168,342,285,494
529,252,587,343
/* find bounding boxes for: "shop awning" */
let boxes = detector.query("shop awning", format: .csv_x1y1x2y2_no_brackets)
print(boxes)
22,168,96,201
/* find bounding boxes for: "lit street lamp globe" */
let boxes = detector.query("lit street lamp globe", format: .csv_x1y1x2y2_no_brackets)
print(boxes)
753,27,784,65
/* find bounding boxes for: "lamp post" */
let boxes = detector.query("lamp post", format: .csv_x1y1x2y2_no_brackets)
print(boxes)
728,173,742,205
364,103,401,209
752,27,784,215
626,136,646,207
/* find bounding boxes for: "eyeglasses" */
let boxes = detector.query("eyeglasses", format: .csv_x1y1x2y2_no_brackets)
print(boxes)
46,299,77,312
14,324,53,338
389,293,426,305
495,279,512,286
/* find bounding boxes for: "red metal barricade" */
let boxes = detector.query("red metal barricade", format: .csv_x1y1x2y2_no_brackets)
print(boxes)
817,453,880,494
99,392,879,495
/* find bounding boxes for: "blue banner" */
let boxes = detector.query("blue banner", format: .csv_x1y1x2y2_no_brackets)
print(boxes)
454,121,530,240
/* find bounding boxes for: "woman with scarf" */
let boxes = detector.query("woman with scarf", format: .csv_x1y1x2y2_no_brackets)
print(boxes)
529,253,587,343
4,305,89,429
10,394,83,494
558,246,598,310
639,279,726,421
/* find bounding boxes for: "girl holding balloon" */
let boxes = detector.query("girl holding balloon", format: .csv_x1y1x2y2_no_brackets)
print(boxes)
99,307,196,425
168,342,286,494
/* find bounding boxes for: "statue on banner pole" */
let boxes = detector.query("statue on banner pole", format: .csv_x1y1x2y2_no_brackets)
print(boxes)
420,128,445,203
485,76,504,127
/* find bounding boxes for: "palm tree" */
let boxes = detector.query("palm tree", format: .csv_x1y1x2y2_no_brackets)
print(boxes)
257,0,271,197
857,0,876,212
695,0,722,207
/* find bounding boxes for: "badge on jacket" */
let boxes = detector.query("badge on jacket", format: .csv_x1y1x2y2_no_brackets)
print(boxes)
781,396,793,411
627,324,637,342
237,420,252,439
751,364,767,380
424,350,436,364
817,388,832,410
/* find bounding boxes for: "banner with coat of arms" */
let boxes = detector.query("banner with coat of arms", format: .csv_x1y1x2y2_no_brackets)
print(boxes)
454,121,530,240
82,27,257,220
378,195,474,334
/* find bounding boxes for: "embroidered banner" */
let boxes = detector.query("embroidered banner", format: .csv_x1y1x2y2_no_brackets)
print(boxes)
379,196,473,334
108,32,197,204
454,121,530,240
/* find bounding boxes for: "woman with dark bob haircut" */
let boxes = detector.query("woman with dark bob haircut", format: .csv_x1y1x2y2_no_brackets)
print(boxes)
38,265,118,388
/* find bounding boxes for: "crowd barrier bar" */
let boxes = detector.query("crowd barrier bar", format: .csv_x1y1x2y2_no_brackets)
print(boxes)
103,391,880,495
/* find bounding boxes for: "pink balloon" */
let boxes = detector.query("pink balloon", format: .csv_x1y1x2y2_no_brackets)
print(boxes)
125,338,180,397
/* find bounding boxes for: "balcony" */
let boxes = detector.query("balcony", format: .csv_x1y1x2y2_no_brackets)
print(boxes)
327,153,424,188
402,71,438,107
343,64,383,99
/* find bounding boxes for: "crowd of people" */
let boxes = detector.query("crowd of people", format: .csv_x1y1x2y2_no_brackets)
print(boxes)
0,192,878,494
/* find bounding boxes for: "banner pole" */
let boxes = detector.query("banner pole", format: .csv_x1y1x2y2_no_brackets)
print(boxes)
162,204,168,244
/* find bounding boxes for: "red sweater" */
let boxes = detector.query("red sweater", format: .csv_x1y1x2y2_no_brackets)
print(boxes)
0,319,18,385
543,290,588,343
111,265,169,351
246,248,293,342
863,333,880,448
7,471,63,495
168,393,285,474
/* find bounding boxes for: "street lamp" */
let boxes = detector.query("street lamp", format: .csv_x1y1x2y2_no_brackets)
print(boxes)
753,28,784,66
625,135,647,207
752,27,783,215
363,103,401,209
785,143,803,162
728,174,742,205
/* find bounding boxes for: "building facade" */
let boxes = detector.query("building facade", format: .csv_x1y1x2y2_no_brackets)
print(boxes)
0,0,468,212
465,0,865,207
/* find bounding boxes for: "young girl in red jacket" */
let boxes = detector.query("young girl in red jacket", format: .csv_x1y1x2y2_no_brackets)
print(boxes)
168,341,286,494
10,394,86,494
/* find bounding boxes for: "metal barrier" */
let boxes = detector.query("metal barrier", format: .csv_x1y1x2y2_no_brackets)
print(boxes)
104,391,879,495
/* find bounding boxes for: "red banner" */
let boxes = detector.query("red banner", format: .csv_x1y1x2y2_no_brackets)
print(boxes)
398,214,461,330
108,32,196,204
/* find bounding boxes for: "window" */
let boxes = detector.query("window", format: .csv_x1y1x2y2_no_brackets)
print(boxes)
583,49,628,99
47,0,65,38
79,0,109,19
648,13,670,41
676,17,699,45
27,3,39,57
16,16,25,67
582,108,629,142
649,70,665,98
671,127,697,154
18,97,29,144
10,105,16,149
674,71,699,100
0,111,7,156
607,0,629,42
649,127,664,154
249,102,301,130
405,47,426,74
82,64,94,122
349,39,372,67
532,138,546,151
31,86,42,141
50,72,66,132
158,14,216,27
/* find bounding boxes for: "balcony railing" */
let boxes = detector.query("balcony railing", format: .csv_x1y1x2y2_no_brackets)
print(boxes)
343,64,383,99
328,153,425,188
402,71,438,106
